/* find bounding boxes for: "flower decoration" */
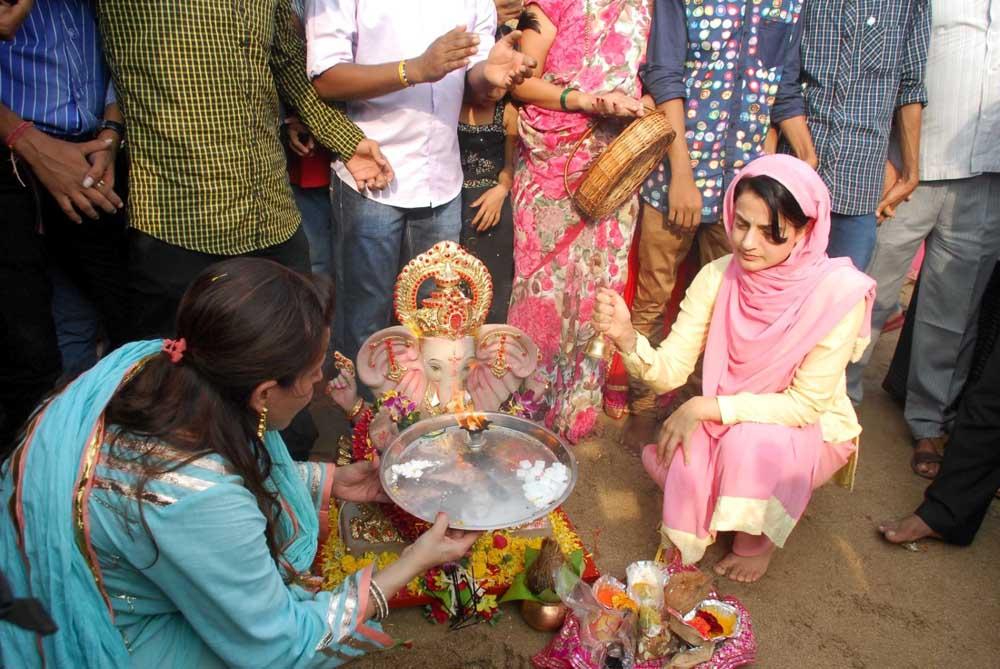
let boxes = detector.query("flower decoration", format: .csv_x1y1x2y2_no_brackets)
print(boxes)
500,389,546,421
379,391,420,429
320,504,591,625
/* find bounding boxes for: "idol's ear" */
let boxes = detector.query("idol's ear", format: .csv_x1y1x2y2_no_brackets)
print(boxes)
467,325,540,411
356,326,423,400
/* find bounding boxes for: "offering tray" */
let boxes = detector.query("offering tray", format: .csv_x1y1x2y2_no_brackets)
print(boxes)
379,412,578,531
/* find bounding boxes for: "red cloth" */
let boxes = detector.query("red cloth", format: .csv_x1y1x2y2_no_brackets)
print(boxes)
288,147,332,189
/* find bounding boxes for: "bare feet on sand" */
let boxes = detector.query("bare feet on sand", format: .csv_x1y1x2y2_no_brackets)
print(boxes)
713,545,776,584
878,514,941,544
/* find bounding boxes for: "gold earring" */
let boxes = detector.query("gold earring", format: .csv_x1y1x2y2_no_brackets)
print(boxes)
256,406,268,439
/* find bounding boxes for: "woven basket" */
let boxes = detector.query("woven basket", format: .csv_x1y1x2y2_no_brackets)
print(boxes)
565,110,676,220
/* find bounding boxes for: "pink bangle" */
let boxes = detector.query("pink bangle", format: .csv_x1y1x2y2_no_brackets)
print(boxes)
5,120,33,150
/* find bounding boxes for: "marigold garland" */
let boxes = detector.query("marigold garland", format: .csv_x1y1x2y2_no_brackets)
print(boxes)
319,503,586,622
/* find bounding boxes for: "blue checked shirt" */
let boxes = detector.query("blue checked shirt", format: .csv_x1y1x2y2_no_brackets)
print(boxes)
0,0,114,137
776,0,931,216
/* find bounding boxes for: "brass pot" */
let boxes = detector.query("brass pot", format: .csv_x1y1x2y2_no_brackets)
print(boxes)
520,599,568,632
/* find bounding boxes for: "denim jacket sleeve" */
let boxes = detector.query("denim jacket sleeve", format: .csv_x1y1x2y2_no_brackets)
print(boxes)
639,0,688,104
770,15,806,125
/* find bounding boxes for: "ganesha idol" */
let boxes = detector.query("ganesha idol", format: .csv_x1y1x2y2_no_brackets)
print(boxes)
328,241,544,458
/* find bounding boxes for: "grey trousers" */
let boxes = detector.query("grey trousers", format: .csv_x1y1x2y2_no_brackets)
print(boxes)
847,173,1000,439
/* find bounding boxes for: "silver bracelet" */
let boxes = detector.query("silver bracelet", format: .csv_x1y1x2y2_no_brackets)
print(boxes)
369,579,389,621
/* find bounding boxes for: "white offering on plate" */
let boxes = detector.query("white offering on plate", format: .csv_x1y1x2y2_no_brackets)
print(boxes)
387,459,438,486
379,413,578,530
517,460,571,508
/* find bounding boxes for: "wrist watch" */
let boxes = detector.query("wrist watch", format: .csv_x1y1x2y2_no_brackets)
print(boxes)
99,120,126,147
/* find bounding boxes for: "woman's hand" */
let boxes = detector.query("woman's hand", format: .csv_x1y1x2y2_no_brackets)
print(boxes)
403,513,482,572
469,183,509,231
592,287,637,352
332,457,390,503
579,90,644,118
655,397,715,467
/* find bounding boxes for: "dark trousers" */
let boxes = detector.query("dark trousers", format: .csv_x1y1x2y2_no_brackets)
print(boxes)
128,226,316,459
128,226,310,339
916,337,1000,545
0,146,129,450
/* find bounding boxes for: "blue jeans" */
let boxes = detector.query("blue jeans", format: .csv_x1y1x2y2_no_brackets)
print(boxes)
293,184,333,275
828,212,878,271
331,175,461,363
50,265,100,376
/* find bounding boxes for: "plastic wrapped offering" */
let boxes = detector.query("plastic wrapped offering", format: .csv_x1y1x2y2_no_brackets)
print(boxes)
626,561,673,661
555,565,637,666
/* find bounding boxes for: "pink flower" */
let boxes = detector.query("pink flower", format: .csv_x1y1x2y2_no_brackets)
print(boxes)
576,66,606,92
567,407,598,444
513,227,543,277
602,31,630,67
508,296,562,363
537,205,568,239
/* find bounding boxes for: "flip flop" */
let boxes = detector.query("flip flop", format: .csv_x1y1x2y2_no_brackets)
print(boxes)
910,448,943,480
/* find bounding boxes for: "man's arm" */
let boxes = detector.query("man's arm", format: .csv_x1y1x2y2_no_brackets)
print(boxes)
1,103,119,222
877,0,930,220
311,26,481,102
0,0,33,41
770,14,816,168
271,0,363,160
877,103,922,221
641,0,701,230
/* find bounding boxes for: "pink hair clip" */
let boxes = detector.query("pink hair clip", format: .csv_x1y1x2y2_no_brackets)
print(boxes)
162,338,187,364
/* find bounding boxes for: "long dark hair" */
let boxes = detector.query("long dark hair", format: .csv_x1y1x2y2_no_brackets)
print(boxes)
106,258,333,565
733,175,811,244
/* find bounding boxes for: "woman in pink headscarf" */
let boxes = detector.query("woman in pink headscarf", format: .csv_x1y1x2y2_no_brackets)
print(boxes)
592,154,875,583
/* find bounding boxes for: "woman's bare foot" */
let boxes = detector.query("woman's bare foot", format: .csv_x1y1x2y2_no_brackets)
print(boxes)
878,514,942,544
713,545,776,584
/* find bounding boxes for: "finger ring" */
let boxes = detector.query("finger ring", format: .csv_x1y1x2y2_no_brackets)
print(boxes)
97,180,106,188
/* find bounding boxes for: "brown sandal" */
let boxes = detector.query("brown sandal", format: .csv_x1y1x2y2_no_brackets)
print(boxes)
911,448,943,480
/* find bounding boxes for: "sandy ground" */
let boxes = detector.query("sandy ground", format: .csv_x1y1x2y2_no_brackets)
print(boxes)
316,327,1000,668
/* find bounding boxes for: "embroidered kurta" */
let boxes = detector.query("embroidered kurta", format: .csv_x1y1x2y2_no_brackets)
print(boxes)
86,430,389,667
622,255,867,444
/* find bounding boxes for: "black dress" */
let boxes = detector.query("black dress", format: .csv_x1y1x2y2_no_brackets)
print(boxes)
459,102,514,324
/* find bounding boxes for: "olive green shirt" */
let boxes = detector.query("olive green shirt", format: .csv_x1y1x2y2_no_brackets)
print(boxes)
98,0,363,255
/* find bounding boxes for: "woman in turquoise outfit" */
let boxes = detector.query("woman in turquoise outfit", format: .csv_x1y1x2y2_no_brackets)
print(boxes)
0,258,478,668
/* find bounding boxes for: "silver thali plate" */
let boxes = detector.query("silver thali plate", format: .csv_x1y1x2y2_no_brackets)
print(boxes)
378,412,578,531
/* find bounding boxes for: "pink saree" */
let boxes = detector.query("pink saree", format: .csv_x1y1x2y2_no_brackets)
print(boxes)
643,155,876,564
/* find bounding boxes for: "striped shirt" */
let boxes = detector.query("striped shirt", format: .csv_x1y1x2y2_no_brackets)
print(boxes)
917,0,1000,181
96,0,365,256
0,0,113,137
777,0,931,215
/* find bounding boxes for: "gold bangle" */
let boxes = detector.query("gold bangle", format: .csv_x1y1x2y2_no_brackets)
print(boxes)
346,398,365,421
398,60,411,88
